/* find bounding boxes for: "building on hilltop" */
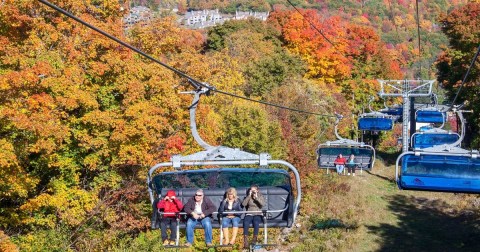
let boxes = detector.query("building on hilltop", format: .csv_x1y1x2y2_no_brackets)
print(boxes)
234,10,269,21
183,9,224,29
183,9,269,29
123,6,153,30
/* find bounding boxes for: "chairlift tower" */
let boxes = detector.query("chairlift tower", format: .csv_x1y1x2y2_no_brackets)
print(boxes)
378,80,435,152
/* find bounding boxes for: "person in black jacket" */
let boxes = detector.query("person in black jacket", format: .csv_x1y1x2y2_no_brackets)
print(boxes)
183,189,216,247
218,187,243,245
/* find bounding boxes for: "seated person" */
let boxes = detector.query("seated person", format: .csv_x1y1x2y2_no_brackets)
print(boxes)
346,154,356,176
183,189,216,247
218,187,243,245
157,190,183,246
334,154,346,175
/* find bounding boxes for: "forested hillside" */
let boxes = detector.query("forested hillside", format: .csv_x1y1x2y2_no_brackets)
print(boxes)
1,0,479,251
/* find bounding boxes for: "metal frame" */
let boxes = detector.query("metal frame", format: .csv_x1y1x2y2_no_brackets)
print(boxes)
378,79,435,152
147,88,301,246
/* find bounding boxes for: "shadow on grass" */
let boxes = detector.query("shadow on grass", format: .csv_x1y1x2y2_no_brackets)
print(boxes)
367,194,480,252
375,150,402,166
365,170,396,184
310,218,358,230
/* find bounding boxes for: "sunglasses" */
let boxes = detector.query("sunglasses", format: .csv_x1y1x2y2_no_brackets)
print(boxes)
195,194,203,196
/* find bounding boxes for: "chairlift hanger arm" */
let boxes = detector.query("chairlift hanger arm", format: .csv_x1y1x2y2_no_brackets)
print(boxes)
183,88,213,150
333,113,345,141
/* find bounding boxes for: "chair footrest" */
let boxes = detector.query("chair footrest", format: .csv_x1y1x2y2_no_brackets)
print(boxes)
251,243,278,248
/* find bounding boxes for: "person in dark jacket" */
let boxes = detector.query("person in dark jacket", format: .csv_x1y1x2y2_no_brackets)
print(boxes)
183,189,216,247
346,154,356,176
157,190,183,246
242,185,265,248
218,187,243,245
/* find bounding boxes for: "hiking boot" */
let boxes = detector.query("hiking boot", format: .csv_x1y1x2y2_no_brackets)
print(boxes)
163,240,170,246
184,242,192,247
243,235,249,248
169,240,175,246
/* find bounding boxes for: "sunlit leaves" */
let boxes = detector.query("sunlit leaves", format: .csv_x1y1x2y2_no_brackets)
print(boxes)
128,16,204,58
0,139,38,199
269,10,350,83
220,99,286,158
436,2,480,148
19,181,97,228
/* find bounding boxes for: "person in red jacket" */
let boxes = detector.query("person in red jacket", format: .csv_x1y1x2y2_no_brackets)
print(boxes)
157,190,183,246
334,154,346,175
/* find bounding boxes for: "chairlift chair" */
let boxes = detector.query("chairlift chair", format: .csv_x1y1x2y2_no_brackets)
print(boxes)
317,114,376,174
411,128,460,149
148,88,301,248
358,111,395,131
415,105,447,124
396,109,480,193
379,106,403,122
358,96,395,131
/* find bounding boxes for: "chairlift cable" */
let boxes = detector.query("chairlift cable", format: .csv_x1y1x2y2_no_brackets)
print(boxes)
415,0,422,78
213,89,335,117
38,0,336,118
284,0,350,62
450,44,480,109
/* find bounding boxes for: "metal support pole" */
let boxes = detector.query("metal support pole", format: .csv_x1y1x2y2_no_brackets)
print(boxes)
176,214,180,246
219,216,224,245
263,211,268,245
409,96,416,148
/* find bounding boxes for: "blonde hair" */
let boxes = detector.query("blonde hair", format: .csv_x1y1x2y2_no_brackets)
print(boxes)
225,187,237,199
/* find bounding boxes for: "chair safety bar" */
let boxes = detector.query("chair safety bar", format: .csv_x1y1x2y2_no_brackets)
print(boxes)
159,206,289,246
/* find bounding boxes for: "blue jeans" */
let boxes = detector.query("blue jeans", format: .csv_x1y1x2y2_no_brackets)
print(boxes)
336,165,345,174
186,217,212,244
243,215,263,235
222,216,241,228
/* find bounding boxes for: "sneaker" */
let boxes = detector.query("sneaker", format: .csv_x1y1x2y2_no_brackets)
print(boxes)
347,173,350,176
206,243,213,247
352,173,355,176
184,243,192,247
163,240,170,246
169,240,175,246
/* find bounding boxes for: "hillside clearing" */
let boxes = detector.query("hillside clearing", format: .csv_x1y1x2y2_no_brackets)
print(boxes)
287,158,480,252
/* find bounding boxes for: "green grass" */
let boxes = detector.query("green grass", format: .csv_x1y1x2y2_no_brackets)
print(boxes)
283,156,480,252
